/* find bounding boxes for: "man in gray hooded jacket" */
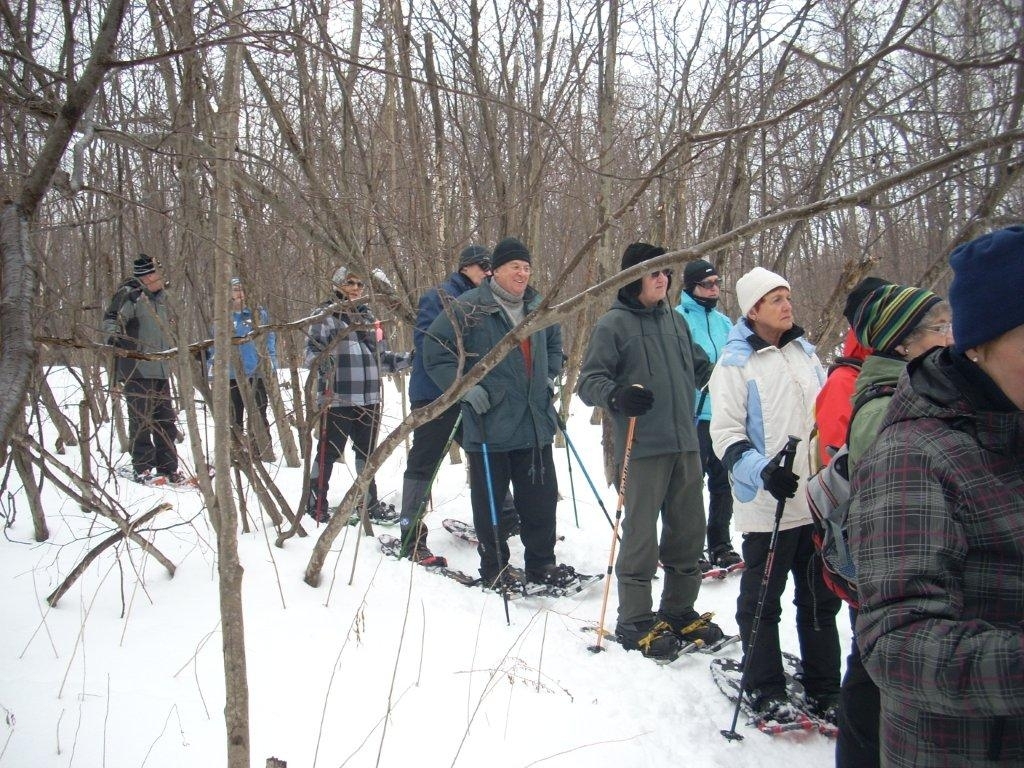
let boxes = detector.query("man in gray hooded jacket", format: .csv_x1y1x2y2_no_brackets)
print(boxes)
577,242,724,661
102,254,181,482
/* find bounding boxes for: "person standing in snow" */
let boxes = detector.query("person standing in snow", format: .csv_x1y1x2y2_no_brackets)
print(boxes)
102,254,183,484
399,244,517,562
835,280,951,768
577,243,723,661
304,266,411,523
422,237,575,592
849,225,1024,767
709,266,841,724
209,277,278,461
675,259,740,571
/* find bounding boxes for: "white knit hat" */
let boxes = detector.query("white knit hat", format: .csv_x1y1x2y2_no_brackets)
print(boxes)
736,266,790,317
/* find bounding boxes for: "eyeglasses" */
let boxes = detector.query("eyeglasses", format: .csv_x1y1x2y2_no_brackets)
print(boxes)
649,269,673,278
919,321,952,336
696,278,722,290
344,279,364,288
474,260,492,271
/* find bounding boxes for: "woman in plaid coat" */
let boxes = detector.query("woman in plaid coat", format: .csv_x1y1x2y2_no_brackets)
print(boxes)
849,226,1024,767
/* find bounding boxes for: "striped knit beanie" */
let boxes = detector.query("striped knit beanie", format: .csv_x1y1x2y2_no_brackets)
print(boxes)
133,254,157,278
851,283,941,354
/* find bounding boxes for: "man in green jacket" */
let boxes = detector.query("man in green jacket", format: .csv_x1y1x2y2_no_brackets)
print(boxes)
578,242,723,661
102,254,182,483
423,237,578,592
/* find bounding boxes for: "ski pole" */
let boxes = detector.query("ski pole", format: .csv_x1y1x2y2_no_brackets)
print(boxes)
555,412,620,542
588,416,638,654
721,435,801,742
401,410,463,557
693,385,709,427
556,412,580,528
477,413,511,625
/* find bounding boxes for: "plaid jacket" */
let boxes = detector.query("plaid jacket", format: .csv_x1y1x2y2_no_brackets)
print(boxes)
850,348,1024,766
305,300,409,409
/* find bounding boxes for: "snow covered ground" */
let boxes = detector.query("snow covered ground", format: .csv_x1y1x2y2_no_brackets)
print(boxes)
0,369,847,767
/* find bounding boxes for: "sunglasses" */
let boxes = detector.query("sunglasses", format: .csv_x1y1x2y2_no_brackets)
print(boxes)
473,260,492,271
649,268,673,278
344,278,365,288
695,278,722,290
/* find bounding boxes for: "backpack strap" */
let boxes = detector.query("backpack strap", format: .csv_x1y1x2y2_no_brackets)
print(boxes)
827,356,863,377
845,381,898,443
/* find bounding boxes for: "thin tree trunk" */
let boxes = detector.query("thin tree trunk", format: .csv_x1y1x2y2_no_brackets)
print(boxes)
209,0,250,763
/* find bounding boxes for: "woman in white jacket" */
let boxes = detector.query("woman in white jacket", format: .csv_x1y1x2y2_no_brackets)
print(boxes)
709,266,841,725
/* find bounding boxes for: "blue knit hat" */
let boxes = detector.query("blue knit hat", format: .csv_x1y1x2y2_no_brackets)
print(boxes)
949,225,1024,352
458,244,491,269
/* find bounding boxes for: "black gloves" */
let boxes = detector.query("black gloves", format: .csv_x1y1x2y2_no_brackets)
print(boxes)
761,461,799,501
609,385,654,417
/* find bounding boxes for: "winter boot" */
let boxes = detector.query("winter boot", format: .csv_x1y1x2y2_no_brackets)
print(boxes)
305,487,329,524
526,563,580,589
481,564,525,594
399,477,432,555
698,558,715,575
400,521,431,560
804,694,839,726
366,499,399,524
615,619,682,661
657,610,726,646
750,693,801,725
711,547,743,569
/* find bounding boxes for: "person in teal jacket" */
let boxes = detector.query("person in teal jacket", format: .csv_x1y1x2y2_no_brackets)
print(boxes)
675,259,738,569
423,237,578,592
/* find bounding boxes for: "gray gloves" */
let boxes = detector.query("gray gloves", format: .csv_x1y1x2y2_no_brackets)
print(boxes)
462,385,490,415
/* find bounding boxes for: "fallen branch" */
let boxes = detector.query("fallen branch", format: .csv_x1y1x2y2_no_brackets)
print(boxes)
46,503,173,607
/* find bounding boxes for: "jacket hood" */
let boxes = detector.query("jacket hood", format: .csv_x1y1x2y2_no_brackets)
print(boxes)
878,347,1019,454
840,326,872,362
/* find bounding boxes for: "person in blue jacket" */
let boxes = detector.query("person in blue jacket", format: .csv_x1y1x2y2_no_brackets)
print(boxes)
675,259,740,569
399,244,494,560
211,277,277,458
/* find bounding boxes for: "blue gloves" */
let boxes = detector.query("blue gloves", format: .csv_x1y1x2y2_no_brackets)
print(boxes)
462,385,490,415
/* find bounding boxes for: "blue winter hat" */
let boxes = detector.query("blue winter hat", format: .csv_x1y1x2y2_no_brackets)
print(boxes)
458,244,491,269
949,225,1024,352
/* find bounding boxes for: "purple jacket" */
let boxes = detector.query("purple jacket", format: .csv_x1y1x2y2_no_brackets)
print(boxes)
850,348,1024,766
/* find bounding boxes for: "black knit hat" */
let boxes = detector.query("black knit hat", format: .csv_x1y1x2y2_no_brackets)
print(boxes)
491,237,531,271
620,242,668,298
842,276,890,327
683,259,718,290
133,254,157,278
458,244,491,269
